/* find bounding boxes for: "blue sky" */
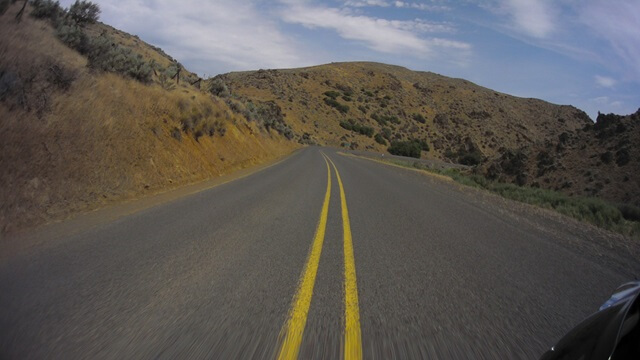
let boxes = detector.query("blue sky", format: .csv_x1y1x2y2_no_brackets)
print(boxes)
62,0,639,120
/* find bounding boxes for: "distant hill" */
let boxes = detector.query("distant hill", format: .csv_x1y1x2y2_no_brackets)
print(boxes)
216,62,591,162
215,62,639,206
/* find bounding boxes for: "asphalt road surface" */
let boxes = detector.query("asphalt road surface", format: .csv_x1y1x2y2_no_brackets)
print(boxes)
1,147,638,359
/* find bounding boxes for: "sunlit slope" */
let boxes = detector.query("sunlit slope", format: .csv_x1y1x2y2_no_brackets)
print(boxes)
218,61,591,160
0,4,296,233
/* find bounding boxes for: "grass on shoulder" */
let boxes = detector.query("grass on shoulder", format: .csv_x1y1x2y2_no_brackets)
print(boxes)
387,159,640,238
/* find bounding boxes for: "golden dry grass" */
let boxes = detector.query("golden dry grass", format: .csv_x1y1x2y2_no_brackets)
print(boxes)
0,6,297,233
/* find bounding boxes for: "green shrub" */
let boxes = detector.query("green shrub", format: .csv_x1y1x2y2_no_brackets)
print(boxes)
208,77,229,97
339,120,352,131
434,113,449,127
340,120,373,137
156,71,176,91
616,148,630,166
30,0,64,20
56,19,90,54
374,133,387,145
324,97,349,113
412,113,426,124
356,124,373,137
324,90,340,99
468,110,491,120
381,127,392,140
600,151,613,164
371,113,385,125
618,204,640,221
410,138,429,151
46,63,76,90
488,184,624,229
236,99,293,139
458,149,483,166
388,140,421,158
371,113,399,125
67,0,100,26
171,127,181,141
87,36,152,82
387,158,640,237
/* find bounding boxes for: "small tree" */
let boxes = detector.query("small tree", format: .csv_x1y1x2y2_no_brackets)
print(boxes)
68,0,100,26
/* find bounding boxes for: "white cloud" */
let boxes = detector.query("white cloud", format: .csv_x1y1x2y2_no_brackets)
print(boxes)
344,0,390,7
495,0,556,38
74,0,309,75
281,5,469,56
343,0,450,11
579,0,640,80
394,1,451,12
594,75,616,88
388,19,455,33
590,96,622,107
592,96,609,104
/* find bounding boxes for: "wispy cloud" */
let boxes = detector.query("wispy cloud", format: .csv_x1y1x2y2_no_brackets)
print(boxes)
74,0,309,75
393,1,451,12
499,0,556,38
476,0,640,83
344,0,450,11
344,0,390,7
281,4,469,56
595,75,616,88
590,96,623,109
579,0,640,80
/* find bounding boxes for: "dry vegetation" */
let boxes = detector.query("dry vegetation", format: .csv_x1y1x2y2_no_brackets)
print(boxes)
217,62,638,211
480,110,640,206
0,2,296,233
218,62,591,162
0,1,636,236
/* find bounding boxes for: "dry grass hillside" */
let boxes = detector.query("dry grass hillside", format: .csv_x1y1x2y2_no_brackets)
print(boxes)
0,3,296,234
217,62,591,163
216,62,640,209
481,110,640,206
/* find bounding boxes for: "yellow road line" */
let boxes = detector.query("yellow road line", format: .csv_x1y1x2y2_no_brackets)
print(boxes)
277,156,332,360
325,154,362,360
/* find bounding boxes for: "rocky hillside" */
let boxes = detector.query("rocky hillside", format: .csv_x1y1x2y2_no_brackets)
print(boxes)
0,2,296,233
214,63,640,207
216,62,591,163
481,110,640,206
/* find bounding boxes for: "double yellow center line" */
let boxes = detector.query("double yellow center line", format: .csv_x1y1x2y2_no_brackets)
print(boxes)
277,153,362,360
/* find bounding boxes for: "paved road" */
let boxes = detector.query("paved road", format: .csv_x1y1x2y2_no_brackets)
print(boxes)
1,147,638,359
